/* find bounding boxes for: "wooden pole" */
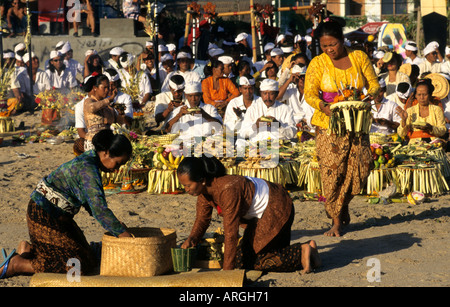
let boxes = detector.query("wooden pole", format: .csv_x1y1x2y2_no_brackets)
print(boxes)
250,0,257,63
187,5,312,17
184,7,192,46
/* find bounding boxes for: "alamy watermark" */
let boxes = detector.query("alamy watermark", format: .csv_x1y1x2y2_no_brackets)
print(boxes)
366,258,381,283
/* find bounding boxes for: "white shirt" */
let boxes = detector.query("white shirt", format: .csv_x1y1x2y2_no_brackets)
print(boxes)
405,56,424,66
45,68,77,94
240,97,297,141
280,84,315,129
168,101,223,140
65,58,84,80
107,59,120,71
75,97,88,129
242,176,269,220
160,70,202,92
154,91,187,125
370,97,401,135
15,69,51,95
118,68,152,102
224,94,259,133
418,59,450,76
114,91,134,119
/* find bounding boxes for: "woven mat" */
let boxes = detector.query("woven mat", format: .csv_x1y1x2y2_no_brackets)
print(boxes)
29,269,245,287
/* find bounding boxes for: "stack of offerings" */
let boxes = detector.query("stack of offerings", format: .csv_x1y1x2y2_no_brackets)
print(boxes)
148,147,184,194
392,142,449,196
237,140,300,187
328,87,372,136
294,140,322,193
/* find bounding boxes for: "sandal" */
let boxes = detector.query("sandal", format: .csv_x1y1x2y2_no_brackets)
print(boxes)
0,248,16,279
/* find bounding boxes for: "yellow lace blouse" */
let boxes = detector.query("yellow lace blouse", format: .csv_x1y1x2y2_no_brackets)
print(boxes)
304,48,380,129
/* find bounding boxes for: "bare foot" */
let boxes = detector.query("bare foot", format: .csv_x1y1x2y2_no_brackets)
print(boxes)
17,241,31,255
309,240,322,269
324,217,342,237
299,243,312,275
341,206,351,226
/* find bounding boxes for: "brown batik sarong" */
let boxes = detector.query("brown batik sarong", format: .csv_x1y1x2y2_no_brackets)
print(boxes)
235,206,303,272
315,127,372,219
26,200,97,275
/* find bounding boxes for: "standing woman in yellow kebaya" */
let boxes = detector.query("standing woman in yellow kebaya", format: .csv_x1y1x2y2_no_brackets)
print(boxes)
304,17,380,237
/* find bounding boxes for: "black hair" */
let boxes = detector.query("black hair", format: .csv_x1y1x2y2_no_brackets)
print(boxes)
177,156,226,182
416,79,435,96
92,129,132,158
265,60,278,75
204,59,224,77
82,74,109,92
170,74,185,86
290,52,310,66
105,68,122,88
396,82,411,94
314,17,346,41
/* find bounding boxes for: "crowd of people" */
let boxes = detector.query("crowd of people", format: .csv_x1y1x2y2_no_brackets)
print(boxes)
2,14,450,280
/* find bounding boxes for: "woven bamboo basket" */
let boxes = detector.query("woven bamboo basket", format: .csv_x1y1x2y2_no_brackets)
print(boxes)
100,227,177,277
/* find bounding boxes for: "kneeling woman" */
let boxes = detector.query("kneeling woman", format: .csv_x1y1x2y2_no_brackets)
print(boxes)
177,156,320,273
0,130,132,279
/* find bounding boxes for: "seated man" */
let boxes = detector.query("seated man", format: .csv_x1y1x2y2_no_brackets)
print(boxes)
165,81,222,145
160,52,202,92
386,82,413,109
371,79,402,135
154,74,187,129
123,0,146,25
7,0,26,37
240,78,296,143
224,75,259,134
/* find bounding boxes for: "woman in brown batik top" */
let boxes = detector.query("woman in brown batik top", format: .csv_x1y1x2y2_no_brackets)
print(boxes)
177,156,320,273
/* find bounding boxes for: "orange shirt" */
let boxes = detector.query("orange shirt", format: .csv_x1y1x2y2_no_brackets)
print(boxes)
201,76,240,107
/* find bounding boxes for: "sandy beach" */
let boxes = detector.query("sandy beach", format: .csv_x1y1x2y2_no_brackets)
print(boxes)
1,110,449,288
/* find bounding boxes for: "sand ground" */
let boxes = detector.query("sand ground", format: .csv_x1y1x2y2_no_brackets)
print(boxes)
1,110,449,287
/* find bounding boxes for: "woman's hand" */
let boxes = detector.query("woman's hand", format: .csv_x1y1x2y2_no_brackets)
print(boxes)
396,106,408,123
118,230,132,238
319,101,332,116
181,237,196,249
107,88,118,104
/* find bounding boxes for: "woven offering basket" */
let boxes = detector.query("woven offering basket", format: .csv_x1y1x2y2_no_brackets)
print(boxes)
100,227,177,277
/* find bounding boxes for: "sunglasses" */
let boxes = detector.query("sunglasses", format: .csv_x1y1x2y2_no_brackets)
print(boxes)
52,59,62,62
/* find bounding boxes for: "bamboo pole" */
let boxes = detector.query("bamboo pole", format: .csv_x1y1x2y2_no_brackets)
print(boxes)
182,5,312,17
250,0,257,63
184,7,193,46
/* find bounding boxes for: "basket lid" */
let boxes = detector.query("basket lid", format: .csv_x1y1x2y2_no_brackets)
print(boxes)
424,73,449,100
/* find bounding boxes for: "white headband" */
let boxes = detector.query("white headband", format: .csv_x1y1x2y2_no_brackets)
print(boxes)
260,78,279,92
184,82,202,94
405,41,418,52
104,71,120,82
396,83,412,99
239,76,255,86
169,79,185,91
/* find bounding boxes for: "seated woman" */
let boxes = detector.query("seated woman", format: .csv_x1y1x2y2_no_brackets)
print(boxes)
83,50,105,78
0,130,132,279
83,73,130,151
177,156,321,273
379,52,410,96
397,79,447,144
201,59,240,117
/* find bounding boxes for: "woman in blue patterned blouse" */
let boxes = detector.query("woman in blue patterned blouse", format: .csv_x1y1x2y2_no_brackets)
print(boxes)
0,130,132,279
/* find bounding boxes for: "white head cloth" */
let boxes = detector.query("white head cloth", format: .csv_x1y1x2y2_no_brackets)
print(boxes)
260,78,279,92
